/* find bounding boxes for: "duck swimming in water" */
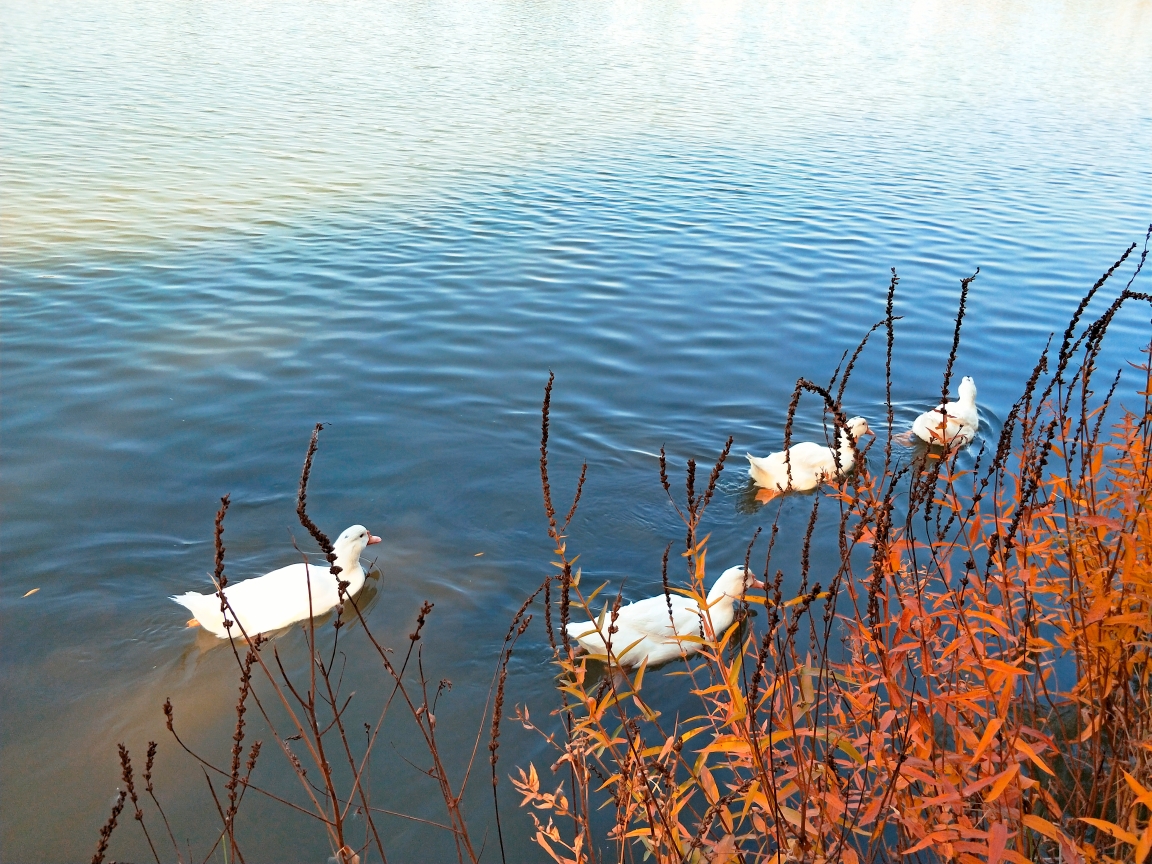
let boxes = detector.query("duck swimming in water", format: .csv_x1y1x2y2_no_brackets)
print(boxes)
746,417,872,497
908,376,979,447
564,566,764,668
172,524,381,638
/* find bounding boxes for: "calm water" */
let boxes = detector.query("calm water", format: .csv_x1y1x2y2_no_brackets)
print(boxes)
3,0,1150,860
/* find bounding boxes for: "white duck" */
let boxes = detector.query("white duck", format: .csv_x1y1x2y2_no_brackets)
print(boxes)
746,417,872,496
565,566,764,668
173,525,381,639
909,376,979,447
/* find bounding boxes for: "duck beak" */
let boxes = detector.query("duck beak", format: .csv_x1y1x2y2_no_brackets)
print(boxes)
750,573,766,590
367,534,382,546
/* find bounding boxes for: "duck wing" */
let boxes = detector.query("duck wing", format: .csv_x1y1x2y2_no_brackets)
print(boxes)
176,561,344,638
749,444,831,491
566,594,701,652
912,404,976,445
912,407,956,444
775,442,835,489
747,451,786,489
617,594,702,639
567,593,708,667
946,398,979,430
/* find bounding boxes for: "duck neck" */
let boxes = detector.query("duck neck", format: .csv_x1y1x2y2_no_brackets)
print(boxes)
332,549,364,585
706,572,744,605
837,430,857,461
703,585,738,634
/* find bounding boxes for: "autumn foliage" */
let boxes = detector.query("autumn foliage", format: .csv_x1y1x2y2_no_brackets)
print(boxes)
514,252,1152,864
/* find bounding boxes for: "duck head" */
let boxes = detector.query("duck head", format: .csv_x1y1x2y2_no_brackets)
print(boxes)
837,416,873,450
707,566,767,603
846,416,872,439
333,524,382,565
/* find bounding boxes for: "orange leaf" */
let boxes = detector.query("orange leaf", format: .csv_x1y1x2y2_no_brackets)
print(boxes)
1023,814,1069,844
984,764,1020,803
1137,824,1152,864
904,830,958,855
1124,771,1152,808
968,718,1003,768
988,823,1008,864
984,658,1027,677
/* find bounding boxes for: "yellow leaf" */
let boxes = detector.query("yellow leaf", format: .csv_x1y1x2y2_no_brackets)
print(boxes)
699,764,719,804
726,651,744,689
1124,771,1152,808
22,588,39,598
585,580,612,606
784,592,828,607
673,634,710,645
632,656,650,692
836,737,865,764
1014,737,1056,776
1078,818,1137,847
776,805,802,827
799,671,815,708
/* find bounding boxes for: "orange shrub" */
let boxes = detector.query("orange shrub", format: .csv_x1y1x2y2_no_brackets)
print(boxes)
514,251,1152,864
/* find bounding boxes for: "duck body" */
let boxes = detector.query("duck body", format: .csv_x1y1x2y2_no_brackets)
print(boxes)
564,566,762,668
746,417,872,493
910,377,978,446
173,525,381,639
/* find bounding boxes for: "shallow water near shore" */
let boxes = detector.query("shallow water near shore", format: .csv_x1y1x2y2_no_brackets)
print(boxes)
2,0,1151,860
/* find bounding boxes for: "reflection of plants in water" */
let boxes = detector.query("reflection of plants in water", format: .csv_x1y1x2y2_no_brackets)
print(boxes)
512,237,1152,864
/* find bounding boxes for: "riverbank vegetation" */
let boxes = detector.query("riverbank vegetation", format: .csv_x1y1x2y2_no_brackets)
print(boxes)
92,235,1151,864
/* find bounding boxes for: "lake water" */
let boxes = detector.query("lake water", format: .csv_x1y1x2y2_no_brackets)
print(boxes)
2,0,1150,860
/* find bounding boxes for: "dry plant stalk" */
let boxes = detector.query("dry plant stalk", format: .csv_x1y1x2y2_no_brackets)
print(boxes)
512,236,1152,864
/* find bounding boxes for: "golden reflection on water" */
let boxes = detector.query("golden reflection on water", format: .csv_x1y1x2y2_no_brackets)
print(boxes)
2,0,1148,264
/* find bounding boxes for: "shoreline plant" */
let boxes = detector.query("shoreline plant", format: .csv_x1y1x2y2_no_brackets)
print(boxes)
512,236,1152,864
